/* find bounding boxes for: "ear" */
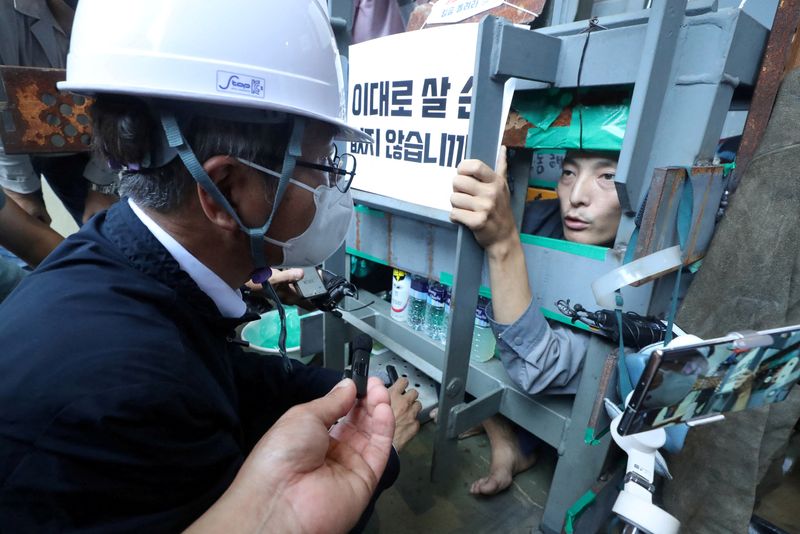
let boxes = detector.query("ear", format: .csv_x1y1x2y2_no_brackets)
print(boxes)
196,155,246,232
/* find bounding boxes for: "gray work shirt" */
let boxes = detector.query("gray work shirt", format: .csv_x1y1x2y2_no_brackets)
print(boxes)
487,299,587,395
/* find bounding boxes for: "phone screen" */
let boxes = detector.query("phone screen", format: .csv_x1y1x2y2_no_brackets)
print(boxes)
619,327,800,435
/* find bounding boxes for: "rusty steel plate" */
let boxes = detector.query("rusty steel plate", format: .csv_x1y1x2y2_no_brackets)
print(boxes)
0,66,93,154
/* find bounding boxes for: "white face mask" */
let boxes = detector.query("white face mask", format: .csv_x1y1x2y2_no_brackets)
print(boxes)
237,158,354,268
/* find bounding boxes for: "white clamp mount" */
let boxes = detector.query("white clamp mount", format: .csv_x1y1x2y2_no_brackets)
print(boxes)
610,414,680,534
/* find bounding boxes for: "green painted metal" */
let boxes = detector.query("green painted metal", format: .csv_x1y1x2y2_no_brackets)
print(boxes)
345,247,390,267
519,234,609,261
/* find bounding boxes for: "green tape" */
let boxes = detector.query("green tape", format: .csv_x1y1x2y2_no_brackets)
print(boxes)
584,424,611,446
528,179,558,189
354,204,385,217
688,259,702,274
519,234,608,262
438,272,492,298
345,247,389,267
722,162,736,176
514,88,630,151
540,307,594,333
565,490,597,534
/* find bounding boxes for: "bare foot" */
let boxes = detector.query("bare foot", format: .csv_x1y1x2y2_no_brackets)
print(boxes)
458,425,485,440
429,408,484,439
469,415,537,496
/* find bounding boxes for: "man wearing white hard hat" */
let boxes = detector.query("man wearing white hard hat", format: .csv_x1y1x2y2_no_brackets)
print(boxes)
0,1,403,531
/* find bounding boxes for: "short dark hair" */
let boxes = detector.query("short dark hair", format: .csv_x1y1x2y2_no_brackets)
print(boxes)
91,95,290,213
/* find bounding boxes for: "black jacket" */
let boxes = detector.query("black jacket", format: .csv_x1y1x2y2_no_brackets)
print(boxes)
0,201,342,532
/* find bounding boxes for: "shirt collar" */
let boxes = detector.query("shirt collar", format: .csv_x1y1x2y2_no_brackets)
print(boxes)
128,198,247,319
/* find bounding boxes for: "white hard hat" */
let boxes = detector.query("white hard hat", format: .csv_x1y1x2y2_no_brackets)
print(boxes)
58,0,370,143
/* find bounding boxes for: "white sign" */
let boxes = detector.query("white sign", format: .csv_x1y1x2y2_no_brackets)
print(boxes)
347,24,481,212
426,0,504,25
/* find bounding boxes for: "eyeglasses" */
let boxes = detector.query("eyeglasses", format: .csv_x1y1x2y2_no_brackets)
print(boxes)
295,145,357,193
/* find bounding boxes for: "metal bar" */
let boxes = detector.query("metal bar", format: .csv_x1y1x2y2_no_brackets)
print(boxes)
540,337,616,533
549,0,581,26
337,289,573,448
615,0,688,213
446,389,505,438
352,190,455,227
492,24,562,82
536,0,715,36
509,149,534,229
729,0,800,192
431,15,510,483
328,0,353,58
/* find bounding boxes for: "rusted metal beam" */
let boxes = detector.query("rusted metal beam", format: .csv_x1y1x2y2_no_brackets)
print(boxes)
0,66,93,155
632,166,725,286
730,0,800,192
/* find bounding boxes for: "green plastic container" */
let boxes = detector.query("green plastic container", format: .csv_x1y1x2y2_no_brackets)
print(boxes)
241,306,313,364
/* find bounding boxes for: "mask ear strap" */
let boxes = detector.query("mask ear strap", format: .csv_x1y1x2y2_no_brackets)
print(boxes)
161,111,246,227
253,117,305,268
160,112,305,270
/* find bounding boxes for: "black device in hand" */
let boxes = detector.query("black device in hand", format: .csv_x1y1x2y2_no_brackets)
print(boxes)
294,266,358,318
386,364,399,386
348,334,372,399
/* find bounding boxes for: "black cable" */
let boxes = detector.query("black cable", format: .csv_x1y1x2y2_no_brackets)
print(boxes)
576,17,606,151
339,300,376,313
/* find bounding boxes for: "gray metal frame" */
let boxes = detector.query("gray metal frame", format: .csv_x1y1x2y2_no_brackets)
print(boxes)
321,1,768,532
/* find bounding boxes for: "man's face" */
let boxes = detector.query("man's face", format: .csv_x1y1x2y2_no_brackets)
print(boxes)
557,151,621,246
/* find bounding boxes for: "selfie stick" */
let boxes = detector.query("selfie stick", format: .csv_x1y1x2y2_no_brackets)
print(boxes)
610,414,680,534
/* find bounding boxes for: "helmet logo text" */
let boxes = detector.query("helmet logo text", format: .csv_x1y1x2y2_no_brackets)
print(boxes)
216,71,265,99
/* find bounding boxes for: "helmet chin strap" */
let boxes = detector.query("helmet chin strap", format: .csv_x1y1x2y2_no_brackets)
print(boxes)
160,112,306,375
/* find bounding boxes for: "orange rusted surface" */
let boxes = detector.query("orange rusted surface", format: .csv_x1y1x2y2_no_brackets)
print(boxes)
0,66,93,154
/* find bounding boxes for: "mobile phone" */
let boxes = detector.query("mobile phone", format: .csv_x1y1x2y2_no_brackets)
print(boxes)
618,324,800,436
293,266,328,299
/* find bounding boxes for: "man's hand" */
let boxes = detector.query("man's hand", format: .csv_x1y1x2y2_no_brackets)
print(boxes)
187,377,394,534
388,377,421,451
450,147,532,325
246,267,305,305
3,188,51,225
450,146,516,258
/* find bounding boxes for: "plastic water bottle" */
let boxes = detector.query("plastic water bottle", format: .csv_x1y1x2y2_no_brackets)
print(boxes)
424,282,447,342
441,286,451,343
390,269,411,322
470,296,496,363
407,275,428,331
